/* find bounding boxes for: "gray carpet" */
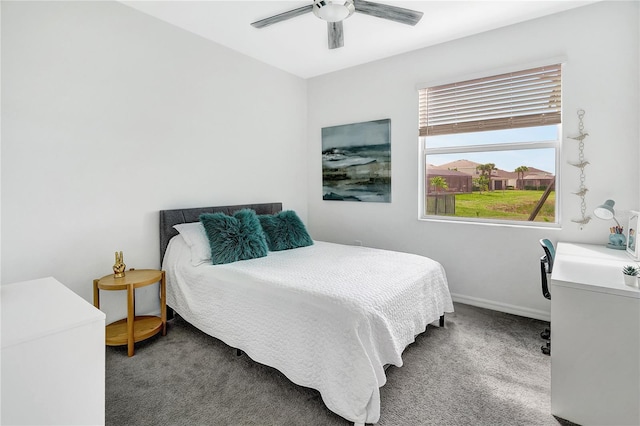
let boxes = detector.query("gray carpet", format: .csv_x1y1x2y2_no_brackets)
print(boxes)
106,303,573,425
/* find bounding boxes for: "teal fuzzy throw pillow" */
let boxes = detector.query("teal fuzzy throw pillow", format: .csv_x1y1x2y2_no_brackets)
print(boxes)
199,209,269,265
258,210,313,251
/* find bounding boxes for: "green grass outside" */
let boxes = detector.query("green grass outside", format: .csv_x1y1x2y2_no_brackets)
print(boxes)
451,190,555,222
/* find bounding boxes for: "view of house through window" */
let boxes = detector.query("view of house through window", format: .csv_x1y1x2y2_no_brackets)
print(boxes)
418,64,561,224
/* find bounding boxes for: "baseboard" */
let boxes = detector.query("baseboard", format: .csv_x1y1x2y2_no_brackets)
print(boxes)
451,293,550,322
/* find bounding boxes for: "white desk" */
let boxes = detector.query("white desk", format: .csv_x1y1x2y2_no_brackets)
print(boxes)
551,242,640,426
1,277,106,425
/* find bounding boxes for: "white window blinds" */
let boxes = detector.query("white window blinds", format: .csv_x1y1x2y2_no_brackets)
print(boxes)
419,64,562,137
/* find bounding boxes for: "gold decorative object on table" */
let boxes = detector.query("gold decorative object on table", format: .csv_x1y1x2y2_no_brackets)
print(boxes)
113,251,126,278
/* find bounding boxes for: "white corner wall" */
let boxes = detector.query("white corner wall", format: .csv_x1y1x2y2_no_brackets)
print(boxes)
307,1,640,320
1,1,308,322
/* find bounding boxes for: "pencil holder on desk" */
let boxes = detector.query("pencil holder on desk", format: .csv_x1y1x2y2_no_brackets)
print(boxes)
608,227,626,249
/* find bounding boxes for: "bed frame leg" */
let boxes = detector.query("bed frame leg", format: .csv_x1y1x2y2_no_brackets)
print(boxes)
236,349,243,357
439,314,445,327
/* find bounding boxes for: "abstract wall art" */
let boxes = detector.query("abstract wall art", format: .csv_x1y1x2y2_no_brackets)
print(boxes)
321,119,391,202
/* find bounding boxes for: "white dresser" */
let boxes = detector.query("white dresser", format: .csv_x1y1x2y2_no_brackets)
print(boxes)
1,277,106,425
551,242,640,426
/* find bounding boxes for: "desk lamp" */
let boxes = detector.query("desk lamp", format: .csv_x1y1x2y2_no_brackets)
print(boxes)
594,199,626,249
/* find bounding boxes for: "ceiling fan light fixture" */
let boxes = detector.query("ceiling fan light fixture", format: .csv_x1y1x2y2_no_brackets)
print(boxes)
313,0,355,22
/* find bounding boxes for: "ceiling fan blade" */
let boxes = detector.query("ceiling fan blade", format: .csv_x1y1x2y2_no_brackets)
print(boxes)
354,0,423,26
250,5,313,28
328,21,344,49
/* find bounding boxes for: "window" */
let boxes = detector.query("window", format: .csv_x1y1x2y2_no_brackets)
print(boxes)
418,63,562,225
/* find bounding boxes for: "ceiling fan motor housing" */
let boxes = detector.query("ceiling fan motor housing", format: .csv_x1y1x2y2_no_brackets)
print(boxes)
313,0,355,22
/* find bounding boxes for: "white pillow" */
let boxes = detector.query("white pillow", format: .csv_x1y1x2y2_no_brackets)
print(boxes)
173,222,211,266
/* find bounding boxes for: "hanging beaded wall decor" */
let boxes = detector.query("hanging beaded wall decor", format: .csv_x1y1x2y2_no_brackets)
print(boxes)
569,109,590,228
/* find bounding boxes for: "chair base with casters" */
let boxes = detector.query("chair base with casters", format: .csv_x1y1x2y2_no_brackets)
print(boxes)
539,239,555,356
541,324,551,355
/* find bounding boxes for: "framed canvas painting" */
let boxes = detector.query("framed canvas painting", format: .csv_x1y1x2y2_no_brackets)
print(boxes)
321,119,391,202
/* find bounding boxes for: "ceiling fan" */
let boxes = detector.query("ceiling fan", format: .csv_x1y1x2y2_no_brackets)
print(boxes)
250,0,424,50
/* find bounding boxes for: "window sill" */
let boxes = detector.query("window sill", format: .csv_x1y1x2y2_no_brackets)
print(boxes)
419,215,562,230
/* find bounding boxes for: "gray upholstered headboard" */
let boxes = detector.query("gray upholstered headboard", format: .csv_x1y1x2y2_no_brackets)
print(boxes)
159,202,283,263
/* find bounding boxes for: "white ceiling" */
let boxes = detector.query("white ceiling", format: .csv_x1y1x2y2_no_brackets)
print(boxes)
121,0,596,79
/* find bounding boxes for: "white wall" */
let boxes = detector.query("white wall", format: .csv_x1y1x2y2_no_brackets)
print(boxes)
307,1,640,320
1,1,308,322
3,1,638,324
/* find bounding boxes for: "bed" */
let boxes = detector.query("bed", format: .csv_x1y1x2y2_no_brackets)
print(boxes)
159,202,454,425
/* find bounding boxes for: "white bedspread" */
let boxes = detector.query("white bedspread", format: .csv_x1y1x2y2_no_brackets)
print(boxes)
163,237,453,424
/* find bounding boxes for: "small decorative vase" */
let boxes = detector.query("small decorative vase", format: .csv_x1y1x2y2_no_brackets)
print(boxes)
623,274,637,287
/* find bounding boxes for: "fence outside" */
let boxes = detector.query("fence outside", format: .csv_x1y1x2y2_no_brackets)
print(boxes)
426,193,456,215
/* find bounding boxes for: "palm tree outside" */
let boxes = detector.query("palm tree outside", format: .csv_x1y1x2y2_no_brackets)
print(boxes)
476,163,496,191
514,165,529,190
430,176,448,193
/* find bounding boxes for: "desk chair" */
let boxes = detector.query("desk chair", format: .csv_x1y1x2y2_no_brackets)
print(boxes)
539,238,555,355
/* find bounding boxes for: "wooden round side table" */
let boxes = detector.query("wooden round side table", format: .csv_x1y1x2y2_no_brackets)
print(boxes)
93,269,166,357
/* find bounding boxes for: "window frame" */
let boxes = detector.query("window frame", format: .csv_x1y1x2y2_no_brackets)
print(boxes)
417,59,565,227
